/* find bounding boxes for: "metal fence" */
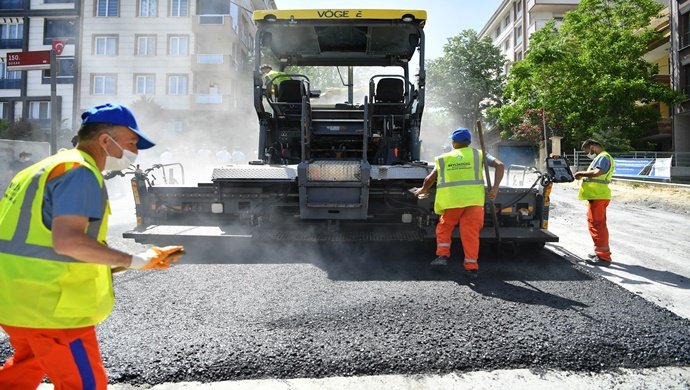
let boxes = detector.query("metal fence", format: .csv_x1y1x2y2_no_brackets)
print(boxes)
569,150,690,168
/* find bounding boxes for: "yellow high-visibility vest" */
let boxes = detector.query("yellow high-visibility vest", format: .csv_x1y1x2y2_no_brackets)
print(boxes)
265,70,292,87
434,147,485,215
0,149,114,328
578,151,615,200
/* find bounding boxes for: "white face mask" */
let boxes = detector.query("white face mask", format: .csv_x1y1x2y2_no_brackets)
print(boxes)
587,152,597,159
103,135,138,171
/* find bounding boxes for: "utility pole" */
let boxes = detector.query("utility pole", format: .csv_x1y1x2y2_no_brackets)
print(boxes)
50,49,58,154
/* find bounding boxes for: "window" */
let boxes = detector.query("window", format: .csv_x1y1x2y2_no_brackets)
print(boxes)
198,0,228,14
0,102,6,120
1,23,23,49
0,0,24,9
504,40,509,51
93,74,117,95
170,0,188,17
96,0,119,17
42,57,75,84
0,63,21,89
139,0,157,16
516,0,522,16
29,101,50,120
169,35,188,56
94,36,117,55
135,74,155,95
1,63,20,80
44,19,76,45
45,0,75,3
230,2,239,31
683,64,690,94
684,13,690,48
168,75,187,95
515,25,523,45
137,35,156,56
504,15,510,28
197,54,223,64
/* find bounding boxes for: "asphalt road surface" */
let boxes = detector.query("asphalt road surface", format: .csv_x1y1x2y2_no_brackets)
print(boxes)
2,181,690,387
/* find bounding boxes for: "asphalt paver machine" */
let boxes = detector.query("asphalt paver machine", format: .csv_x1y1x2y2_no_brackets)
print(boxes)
123,9,567,254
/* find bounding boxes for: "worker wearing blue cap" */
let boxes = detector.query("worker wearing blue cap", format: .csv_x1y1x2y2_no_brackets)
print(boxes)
0,103,185,389
414,127,504,276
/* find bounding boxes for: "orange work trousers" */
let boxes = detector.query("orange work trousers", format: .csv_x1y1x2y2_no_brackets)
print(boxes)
587,199,611,261
436,206,484,270
0,324,108,390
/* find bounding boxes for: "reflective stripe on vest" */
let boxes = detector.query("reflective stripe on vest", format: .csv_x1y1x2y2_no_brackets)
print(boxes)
579,151,614,200
0,165,106,262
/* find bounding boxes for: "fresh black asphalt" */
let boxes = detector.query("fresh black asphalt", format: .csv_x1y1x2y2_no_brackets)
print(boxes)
2,242,690,385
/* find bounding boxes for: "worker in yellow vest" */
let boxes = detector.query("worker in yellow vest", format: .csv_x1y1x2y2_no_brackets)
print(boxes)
415,128,504,277
0,103,185,389
574,139,615,266
260,63,292,97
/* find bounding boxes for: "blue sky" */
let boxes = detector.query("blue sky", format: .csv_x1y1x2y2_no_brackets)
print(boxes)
274,1,500,59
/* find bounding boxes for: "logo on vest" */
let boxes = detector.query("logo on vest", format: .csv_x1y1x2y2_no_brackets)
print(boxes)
447,161,471,171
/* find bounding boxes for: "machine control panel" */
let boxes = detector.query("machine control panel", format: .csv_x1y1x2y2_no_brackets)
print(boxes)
546,156,575,183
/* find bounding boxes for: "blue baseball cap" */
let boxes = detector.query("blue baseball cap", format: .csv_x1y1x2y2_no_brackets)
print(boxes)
81,103,155,150
450,128,471,143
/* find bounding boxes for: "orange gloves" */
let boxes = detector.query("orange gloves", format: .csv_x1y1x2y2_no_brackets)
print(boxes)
129,245,185,270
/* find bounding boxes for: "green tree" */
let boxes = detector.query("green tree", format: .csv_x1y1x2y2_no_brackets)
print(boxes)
426,29,506,129
493,0,685,151
0,118,35,141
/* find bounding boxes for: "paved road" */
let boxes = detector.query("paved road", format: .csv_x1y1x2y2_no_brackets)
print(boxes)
3,182,690,388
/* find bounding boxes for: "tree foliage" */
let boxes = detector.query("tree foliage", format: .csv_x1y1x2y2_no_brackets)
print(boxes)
492,0,685,151
0,119,35,141
426,29,506,129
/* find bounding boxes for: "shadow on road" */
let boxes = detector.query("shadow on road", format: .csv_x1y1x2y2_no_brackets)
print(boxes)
549,243,690,290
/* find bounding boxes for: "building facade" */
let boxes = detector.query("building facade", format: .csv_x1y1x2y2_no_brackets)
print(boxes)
79,0,275,147
478,0,580,73
1,0,275,150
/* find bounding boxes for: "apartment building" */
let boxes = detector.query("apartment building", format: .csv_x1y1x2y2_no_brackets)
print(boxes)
478,0,579,72
0,0,79,143
0,0,274,150
79,0,275,143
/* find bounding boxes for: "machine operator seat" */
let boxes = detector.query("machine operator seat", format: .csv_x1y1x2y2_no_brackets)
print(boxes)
273,79,309,119
371,77,406,130
375,78,404,105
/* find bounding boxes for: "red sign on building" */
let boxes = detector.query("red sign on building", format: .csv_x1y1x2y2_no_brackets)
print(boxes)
6,50,51,71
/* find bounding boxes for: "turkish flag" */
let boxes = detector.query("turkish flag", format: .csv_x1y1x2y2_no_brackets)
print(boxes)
52,40,65,55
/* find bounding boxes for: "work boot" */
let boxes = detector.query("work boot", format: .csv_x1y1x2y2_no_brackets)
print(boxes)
587,253,598,260
585,255,611,267
464,268,478,279
430,255,449,268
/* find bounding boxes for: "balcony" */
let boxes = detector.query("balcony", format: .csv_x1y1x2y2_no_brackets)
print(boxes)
0,39,23,49
0,0,24,10
0,79,21,89
527,0,579,13
195,94,223,104
653,74,671,86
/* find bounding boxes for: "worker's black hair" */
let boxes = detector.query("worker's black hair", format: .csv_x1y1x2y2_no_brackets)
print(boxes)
581,139,602,150
77,122,116,143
